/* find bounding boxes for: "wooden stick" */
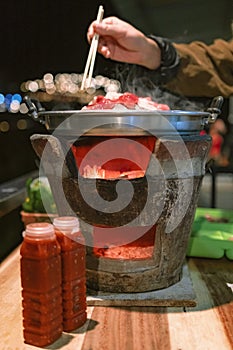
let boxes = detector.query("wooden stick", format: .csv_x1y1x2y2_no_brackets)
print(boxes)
81,5,104,91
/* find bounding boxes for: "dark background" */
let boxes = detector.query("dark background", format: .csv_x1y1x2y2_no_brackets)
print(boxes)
0,0,232,182
0,1,119,183
0,0,118,93
0,0,232,94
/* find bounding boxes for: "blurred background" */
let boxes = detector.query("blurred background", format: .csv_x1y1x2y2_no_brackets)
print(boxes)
1,0,232,92
0,0,232,182
0,0,232,260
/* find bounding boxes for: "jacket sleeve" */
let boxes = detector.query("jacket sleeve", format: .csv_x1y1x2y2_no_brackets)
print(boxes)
165,39,233,98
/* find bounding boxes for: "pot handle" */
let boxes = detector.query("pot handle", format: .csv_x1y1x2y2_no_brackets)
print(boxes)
24,96,46,124
206,96,224,124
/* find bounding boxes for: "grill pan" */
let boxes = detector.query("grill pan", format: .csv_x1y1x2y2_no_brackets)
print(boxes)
24,96,223,136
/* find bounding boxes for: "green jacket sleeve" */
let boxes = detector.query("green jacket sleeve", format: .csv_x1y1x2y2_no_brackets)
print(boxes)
165,39,233,98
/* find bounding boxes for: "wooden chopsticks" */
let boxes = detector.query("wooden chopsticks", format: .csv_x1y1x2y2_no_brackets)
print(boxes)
81,5,104,91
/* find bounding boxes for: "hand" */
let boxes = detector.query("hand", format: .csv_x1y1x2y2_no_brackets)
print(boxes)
87,16,161,70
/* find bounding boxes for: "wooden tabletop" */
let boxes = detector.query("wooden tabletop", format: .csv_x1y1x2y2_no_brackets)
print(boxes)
0,246,232,350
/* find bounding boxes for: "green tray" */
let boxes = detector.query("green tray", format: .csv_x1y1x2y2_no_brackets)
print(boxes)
187,207,233,259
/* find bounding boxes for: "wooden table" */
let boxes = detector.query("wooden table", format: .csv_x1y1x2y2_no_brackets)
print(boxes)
0,246,232,350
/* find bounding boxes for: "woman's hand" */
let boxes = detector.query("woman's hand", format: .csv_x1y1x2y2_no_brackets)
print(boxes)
87,16,161,70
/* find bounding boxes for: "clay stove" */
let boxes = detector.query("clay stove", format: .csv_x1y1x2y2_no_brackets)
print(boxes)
27,97,222,294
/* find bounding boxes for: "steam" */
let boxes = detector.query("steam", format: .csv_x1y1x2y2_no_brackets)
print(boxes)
112,63,206,111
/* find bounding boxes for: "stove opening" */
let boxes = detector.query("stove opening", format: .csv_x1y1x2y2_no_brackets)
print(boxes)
71,135,156,179
93,224,156,260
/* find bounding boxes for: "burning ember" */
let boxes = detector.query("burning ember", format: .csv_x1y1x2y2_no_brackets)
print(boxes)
71,135,156,180
93,225,156,259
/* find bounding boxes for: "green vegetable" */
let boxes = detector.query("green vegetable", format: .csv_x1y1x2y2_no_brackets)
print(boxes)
22,177,57,214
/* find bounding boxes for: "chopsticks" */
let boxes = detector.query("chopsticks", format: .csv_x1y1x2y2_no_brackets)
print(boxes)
81,5,104,91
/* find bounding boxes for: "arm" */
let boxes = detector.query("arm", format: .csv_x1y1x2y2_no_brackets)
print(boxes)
87,16,233,98
87,16,179,89
166,39,233,98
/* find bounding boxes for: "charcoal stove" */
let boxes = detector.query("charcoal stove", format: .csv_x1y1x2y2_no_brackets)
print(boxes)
25,96,223,294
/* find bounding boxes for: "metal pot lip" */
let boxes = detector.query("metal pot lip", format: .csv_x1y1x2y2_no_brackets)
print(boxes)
37,109,211,118
24,95,223,134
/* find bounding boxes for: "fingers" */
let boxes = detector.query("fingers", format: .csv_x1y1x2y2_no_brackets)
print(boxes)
98,45,111,59
97,37,113,59
87,16,124,42
87,23,95,43
95,18,123,36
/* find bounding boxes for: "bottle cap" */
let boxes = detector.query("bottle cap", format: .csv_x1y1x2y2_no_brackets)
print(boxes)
23,222,55,239
53,216,80,233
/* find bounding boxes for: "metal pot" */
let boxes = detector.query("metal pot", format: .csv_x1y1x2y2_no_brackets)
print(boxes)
24,95,223,136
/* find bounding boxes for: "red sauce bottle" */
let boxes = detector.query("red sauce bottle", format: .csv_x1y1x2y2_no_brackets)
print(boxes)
53,216,87,332
20,222,63,347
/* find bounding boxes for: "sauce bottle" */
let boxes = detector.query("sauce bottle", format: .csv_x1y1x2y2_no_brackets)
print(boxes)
53,216,87,332
20,222,63,347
